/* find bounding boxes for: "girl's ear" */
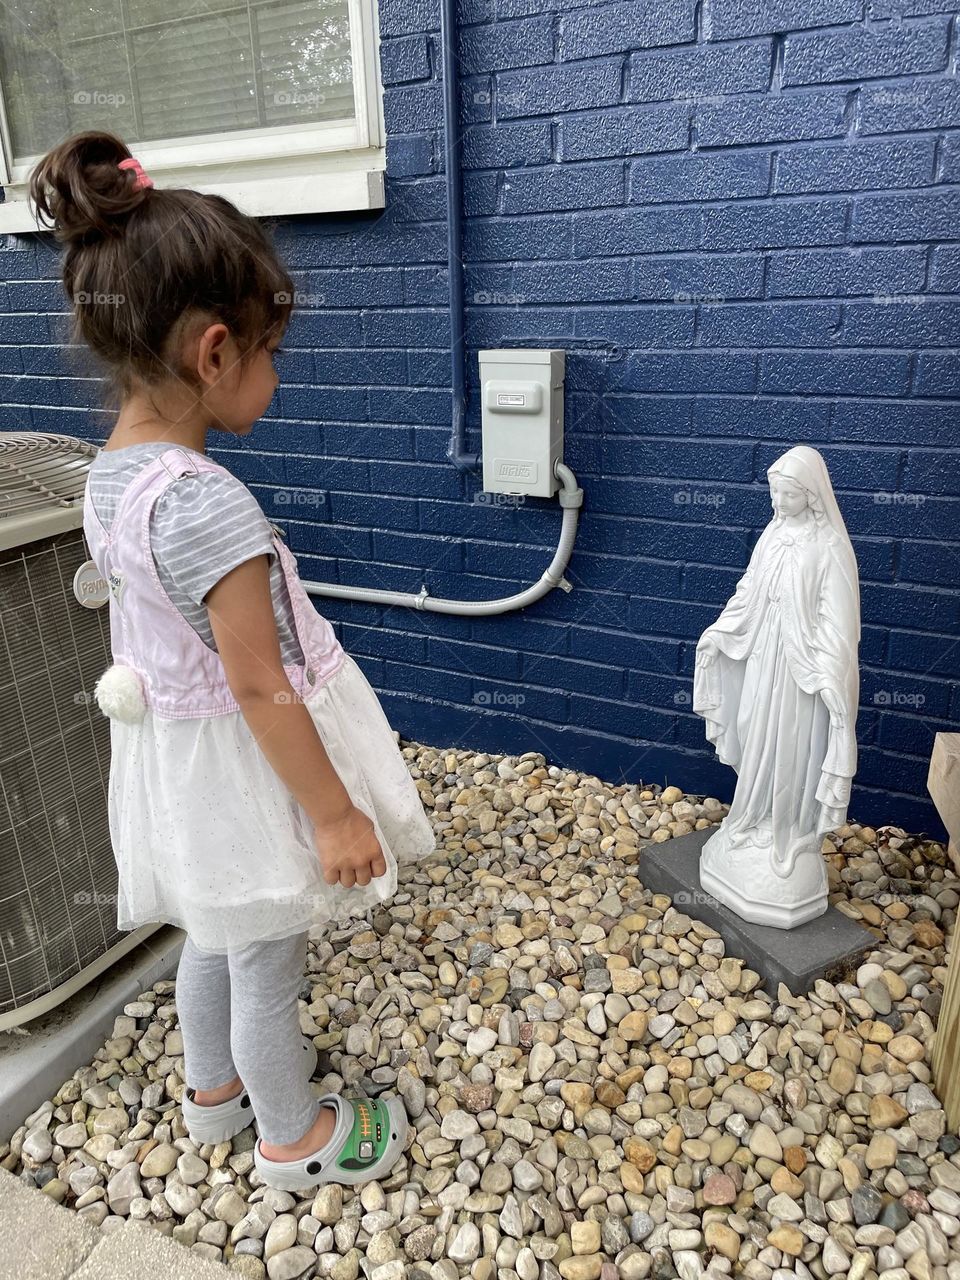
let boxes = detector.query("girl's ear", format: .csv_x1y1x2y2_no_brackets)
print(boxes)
195,321,232,387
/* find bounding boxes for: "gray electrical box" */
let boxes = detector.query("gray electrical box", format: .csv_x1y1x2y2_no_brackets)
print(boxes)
479,348,565,498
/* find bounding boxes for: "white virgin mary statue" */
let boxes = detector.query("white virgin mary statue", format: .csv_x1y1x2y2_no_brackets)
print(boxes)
692,446,860,929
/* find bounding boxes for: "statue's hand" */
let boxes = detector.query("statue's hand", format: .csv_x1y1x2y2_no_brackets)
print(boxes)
698,638,719,667
821,687,845,728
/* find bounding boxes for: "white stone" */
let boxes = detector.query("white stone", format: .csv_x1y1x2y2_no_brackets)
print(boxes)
448,1222,480,1264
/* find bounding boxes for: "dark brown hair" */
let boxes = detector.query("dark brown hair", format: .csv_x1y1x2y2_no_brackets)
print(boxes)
29,130,294,402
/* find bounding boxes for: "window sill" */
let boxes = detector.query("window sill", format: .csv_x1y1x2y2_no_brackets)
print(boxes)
0,150,386,233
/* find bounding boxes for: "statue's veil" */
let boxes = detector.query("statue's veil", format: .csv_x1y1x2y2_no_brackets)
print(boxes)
767,445,861,639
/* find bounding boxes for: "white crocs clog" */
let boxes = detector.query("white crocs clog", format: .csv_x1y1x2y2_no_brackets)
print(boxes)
180,1080,254,1145
182,1036,319,1145
253,1093,408,1192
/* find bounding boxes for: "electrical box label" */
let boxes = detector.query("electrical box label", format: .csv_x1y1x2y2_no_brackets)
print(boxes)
497,392,526,407
495,459,538,484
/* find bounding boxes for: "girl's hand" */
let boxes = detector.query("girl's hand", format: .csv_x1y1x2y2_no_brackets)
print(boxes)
312,804,387,889
207,555,389,891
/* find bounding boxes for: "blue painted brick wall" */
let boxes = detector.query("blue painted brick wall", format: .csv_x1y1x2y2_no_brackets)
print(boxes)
3,0,959,834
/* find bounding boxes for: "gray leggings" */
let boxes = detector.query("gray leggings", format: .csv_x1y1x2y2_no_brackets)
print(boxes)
175,930,322,1145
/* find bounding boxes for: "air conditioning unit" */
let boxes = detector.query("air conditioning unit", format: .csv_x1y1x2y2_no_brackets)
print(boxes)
0,432,161,1030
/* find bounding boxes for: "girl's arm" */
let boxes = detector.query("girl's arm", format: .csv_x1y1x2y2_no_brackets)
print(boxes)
205,553,386,889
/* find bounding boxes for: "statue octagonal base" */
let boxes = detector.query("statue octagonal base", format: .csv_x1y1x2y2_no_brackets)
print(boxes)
698,862,828,931
640,828,873,994
697,821,829,931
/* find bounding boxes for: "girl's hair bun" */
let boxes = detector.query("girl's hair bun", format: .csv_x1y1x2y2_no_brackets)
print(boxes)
29,130,149,244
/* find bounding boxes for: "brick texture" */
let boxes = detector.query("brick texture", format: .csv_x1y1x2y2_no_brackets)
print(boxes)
5,0,958,833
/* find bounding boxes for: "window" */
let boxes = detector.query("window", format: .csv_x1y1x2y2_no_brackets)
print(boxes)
0,0,385,231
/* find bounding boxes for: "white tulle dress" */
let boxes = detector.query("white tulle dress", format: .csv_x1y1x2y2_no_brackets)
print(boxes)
82,446,437,953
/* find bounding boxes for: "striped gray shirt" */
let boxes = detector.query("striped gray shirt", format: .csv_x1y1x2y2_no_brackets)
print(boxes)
86,442,304,666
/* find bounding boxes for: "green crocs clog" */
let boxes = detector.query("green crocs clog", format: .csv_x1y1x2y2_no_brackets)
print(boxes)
253,1092,408,1192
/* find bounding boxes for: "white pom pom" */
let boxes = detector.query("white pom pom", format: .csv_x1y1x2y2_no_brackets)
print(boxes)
94,663,147,723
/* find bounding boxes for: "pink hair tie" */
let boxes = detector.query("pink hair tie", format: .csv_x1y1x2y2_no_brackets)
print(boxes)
118,156,154,190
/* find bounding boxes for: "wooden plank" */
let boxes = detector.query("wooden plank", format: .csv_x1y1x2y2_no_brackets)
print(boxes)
929,731,960,1130
932,930,960,1132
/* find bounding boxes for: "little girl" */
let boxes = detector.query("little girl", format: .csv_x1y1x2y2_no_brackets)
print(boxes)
30,131,436,1193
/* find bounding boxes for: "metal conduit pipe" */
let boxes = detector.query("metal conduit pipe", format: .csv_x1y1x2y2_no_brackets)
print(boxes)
301,461,584,615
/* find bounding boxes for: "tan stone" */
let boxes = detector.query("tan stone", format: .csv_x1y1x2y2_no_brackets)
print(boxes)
494,922,524,948
623,1137,657,1173
714,1010,737,1036
861,1020,893,1044
705,1221,740,1261
882,970,908,1001
710,1134,739,1166
865,1133,897,1170
912,919,944,949
610,969,644,995
595,1080,626,1109
744,1071,773,1092
618,1011,648,1042
662,1125,684,1157
616,1066,646,1091
749,1123,782,1161
768,1225,804,1256
905,1246,934,1280
570,1221,601,1256
560,1083,595,1123
888,1034,925,1064
619,1162,646,1194
833,1032,862,1063
783,1146,807,1175
828,1057,858,1095
870,1095,908,1128
559,1257,603,1280
770,1166,804,1197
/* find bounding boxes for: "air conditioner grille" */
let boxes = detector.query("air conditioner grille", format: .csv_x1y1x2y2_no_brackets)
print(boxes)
0,431,96,519
0,431,162,1027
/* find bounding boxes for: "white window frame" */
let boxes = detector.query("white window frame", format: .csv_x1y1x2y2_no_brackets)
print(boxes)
0,0,386,233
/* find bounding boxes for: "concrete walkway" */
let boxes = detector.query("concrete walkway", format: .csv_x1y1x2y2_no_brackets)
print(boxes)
0,1167,231,1280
